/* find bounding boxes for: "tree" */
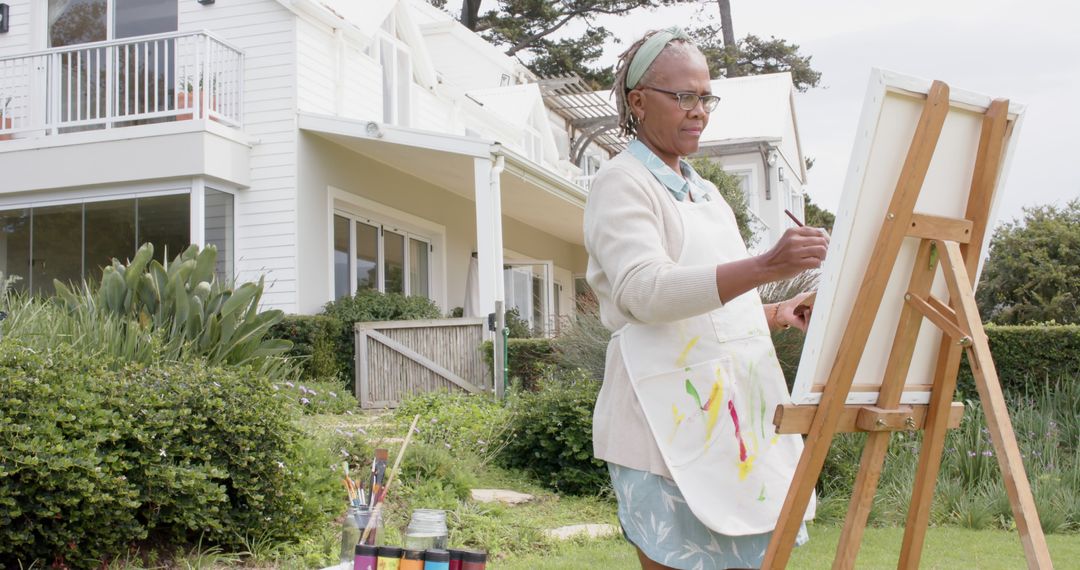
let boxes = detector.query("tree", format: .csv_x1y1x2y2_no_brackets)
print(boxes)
460,0,691,88
804,194,835,233
976,199,1080,325
690,158,758,246
688,26,821,92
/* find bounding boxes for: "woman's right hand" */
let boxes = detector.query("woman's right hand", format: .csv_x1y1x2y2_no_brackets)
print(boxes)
757,226,830,281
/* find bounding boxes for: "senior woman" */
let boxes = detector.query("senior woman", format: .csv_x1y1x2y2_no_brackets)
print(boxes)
584,28,828,570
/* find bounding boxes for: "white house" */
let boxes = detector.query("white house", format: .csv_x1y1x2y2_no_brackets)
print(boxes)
0,0,805,336
695,73,809,250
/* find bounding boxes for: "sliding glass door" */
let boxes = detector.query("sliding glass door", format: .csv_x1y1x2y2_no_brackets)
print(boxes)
48,0,178,129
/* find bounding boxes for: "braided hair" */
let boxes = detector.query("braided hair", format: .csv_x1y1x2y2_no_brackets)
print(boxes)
612,30,699,138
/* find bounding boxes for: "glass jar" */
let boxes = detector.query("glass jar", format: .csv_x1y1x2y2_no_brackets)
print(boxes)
356,505,383,546
341,505,384,563
339,506,362,564
403,508,448,551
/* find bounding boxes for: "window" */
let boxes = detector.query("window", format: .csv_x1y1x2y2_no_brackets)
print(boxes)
523,125,542,163
333,212,431,300
504,260,554,336
49,0,179,129
204,188,234,283
369,15,411,126
0,193,190,296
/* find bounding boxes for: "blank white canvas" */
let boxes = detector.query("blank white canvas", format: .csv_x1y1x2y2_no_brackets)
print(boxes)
791,69,1025,405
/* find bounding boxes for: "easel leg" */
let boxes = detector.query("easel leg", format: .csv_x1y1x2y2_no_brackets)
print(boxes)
835,239,940,570
833,431,889,569
898,338,963,569
940,242,1053,569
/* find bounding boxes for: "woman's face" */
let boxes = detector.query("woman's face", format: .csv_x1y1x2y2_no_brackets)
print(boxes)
629,47,712,162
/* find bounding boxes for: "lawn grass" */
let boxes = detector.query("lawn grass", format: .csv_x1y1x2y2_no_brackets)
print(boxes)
493,526,1080,569
295,412,1080,570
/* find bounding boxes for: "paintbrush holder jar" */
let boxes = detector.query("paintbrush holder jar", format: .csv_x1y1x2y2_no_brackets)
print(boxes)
340,506,362,564
356,505,383,545
403,508,448,550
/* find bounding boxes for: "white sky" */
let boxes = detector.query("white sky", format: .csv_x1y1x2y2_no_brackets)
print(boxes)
499,0,1080,224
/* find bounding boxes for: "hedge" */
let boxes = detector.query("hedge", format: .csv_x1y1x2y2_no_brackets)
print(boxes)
487,326,1080,396
774,325,1080,397
957,325,1080,396
269,315,344,381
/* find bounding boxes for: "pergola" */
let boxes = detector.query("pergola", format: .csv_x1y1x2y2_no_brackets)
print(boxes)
538,74,628,163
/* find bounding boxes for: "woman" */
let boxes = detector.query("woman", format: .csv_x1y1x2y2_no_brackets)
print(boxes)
584,28,829,570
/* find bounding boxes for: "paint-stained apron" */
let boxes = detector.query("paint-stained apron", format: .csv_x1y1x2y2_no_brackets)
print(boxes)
617,193,815,536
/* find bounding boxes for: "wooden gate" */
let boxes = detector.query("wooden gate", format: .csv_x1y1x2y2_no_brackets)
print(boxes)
354,318,491,408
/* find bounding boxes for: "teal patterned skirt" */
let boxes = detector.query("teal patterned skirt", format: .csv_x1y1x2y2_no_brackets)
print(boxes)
608,463,808,570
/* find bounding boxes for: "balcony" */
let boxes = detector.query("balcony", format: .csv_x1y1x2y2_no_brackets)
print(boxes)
0,31,243,140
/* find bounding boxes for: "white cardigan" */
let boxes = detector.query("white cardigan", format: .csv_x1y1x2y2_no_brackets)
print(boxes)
584,151,727,476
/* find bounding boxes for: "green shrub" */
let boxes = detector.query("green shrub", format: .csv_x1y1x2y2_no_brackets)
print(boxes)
0,343,339,568
393,391,511,463
956,324,1080,397
504,307,534,339
817,376,1079,533
498,372,607,495
51,243,291,367
270,315,344,381
320,290,443,390
482,338,560,391
322,289,442,323
550,299,610,382
765,323,1080,397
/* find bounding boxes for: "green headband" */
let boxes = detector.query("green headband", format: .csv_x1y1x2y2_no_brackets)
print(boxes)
626,27,693,89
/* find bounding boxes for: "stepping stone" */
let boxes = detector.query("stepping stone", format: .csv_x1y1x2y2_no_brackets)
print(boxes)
470,488,535,505
543,523,620,541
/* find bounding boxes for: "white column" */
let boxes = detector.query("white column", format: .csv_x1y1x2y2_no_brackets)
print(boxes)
190,177,206,248
473,157,497,318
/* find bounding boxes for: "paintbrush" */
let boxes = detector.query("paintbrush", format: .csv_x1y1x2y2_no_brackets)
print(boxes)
360,415,421,545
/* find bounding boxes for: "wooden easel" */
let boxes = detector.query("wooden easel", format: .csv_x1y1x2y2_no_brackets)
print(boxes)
763,81,1054,569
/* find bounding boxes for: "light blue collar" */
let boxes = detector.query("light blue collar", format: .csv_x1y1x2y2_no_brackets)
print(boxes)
627,140,711,202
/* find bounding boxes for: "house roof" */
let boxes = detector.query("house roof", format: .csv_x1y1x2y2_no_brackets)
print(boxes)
412,1,533,83
699,72,807,181
466,84,560,166
700,72,795,144
277,0,436,88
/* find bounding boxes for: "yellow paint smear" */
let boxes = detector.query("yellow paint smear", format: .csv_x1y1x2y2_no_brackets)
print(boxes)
738,455,756,481
675,336,700,368
704,382,722,440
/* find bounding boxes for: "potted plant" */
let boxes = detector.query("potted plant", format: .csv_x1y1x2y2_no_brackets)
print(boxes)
176,76,219,121
0,97,13,141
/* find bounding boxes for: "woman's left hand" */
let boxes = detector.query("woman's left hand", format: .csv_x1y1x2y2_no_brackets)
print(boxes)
776,291,816,332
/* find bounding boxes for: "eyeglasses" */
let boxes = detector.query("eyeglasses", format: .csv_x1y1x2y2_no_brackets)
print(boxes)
641,86,721,113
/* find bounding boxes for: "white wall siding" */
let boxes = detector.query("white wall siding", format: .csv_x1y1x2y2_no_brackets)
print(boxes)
0,1,32,58
181,0,299,311
344,48,382,121
412,86,454,133
296,16,336,115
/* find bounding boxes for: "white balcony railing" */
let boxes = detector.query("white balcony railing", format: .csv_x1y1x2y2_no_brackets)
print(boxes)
0,31,243,140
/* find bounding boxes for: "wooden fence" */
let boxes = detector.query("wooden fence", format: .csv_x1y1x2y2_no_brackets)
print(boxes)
354,318,491,408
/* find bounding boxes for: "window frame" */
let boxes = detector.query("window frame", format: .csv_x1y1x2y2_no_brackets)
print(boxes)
333,208,432,298
327,187,446,309
0,178,236,292
369,23,412,126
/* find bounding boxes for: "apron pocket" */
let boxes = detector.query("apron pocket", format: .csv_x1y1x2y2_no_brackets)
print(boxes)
634,356,741,469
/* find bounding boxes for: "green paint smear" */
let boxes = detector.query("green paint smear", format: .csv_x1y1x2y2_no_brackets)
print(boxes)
685,379,703,410
759,384,767,440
